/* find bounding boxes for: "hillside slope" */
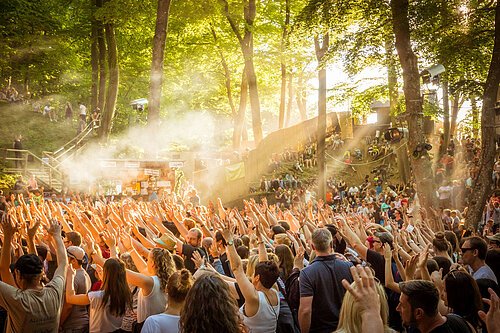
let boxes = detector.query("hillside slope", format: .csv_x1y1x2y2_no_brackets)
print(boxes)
0,101,76,157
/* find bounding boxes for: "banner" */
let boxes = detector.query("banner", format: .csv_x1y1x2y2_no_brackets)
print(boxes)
225,162,245,182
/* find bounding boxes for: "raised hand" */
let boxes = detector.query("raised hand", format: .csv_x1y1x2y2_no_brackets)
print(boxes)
1,214,19,237
27,218,41,239
341,265,382,316
404,254,419,281
478,288,500,333
192,250,204,269
45,219,62,238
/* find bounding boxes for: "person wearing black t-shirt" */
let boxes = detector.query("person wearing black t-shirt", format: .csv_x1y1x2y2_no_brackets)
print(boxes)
398,281,472,333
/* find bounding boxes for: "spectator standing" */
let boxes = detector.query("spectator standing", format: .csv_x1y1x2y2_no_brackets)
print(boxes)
13,134,23,168
0,220,68,333
461,236,498,284
397,280,472,333
298,228,353,332
65,258,132,333
65,102,73,121
60,246,91,333
142,269,193,333
79,102,87,121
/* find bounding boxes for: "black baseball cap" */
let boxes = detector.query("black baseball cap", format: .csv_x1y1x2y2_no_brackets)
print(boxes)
14,254,43,275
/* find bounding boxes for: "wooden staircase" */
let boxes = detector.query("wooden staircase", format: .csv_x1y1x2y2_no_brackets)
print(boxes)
2,120,99,192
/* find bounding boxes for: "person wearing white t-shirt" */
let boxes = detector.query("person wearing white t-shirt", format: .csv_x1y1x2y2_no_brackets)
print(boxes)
65,258,132,333
78,102,87,121
142,269,193,333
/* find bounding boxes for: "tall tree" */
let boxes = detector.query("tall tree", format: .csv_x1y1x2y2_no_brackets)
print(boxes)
90,0,99,113
221,0,263,144
391,0,435,208
99,22,119,141
466,0,500,229
278,0,291,129
96,0,107,112
148,0,173,127
315,33,328,201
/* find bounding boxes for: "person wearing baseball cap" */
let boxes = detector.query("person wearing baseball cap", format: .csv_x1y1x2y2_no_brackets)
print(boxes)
486,233,500,250
0,220,68,333
60,246,91,333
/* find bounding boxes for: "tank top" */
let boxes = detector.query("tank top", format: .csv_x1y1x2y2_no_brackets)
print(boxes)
137,275,168,323
240,290,280,333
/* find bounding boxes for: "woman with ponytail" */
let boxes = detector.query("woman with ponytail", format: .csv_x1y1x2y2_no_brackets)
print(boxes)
142,269,193,333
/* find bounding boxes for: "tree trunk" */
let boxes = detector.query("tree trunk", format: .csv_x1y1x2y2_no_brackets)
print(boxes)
99,23,119,142
315,34,329,201
391,0,436,209
279,63,287,129
210,26,236,117
442,79,450,155
278,0,290,129
233,67,248,149
466,2,500,229
285,72,293,127
471,96,480,138
90,0,99,113
148,0,172,127
450,93,461,137
96,2,107,112
296,71,307,121
385,36,399,118
221,0,263,145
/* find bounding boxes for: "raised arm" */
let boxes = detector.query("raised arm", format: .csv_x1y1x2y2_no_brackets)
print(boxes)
221,228,259,313
46,219,68,279
0,214,18,287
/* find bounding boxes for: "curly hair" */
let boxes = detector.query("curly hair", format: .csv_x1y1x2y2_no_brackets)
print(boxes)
150,248,175,293
180,274,247,333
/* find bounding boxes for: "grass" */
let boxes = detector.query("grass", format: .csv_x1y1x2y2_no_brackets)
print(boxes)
0,101,76,158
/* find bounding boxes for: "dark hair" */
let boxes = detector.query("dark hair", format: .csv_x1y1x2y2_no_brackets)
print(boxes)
433,232,450,253
426,259,439,275
485,249,500,283
100,258,132,317
215,230,227,247
180,274,244,333
463,236,488,260
278,221,290,231
65,231,82,246
433,256,452,276
399,280,440,317
236,246,249,260
444,231,460,254
240,235,250,248
172,254,185,270
167,269,193,304
324,224,338,237
254,261,280,289
274,245,294,280
271,225,286,238
150,248,175,293
444,270,483,328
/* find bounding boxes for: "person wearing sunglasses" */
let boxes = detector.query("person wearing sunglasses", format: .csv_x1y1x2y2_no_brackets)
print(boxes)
461,236,497,284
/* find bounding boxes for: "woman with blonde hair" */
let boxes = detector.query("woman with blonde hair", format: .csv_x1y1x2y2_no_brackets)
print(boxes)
336,266,395,333
142,269,194,333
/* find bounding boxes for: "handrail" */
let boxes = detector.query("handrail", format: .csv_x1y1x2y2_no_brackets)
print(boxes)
4,149,63,178
53,121,94,156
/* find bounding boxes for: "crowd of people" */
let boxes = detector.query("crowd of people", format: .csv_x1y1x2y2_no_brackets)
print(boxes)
0,175,499,333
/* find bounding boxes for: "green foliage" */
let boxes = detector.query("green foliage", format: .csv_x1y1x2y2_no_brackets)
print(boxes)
0,172,19,190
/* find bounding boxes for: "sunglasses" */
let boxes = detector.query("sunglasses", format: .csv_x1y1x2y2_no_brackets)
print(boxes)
461,247,474,253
